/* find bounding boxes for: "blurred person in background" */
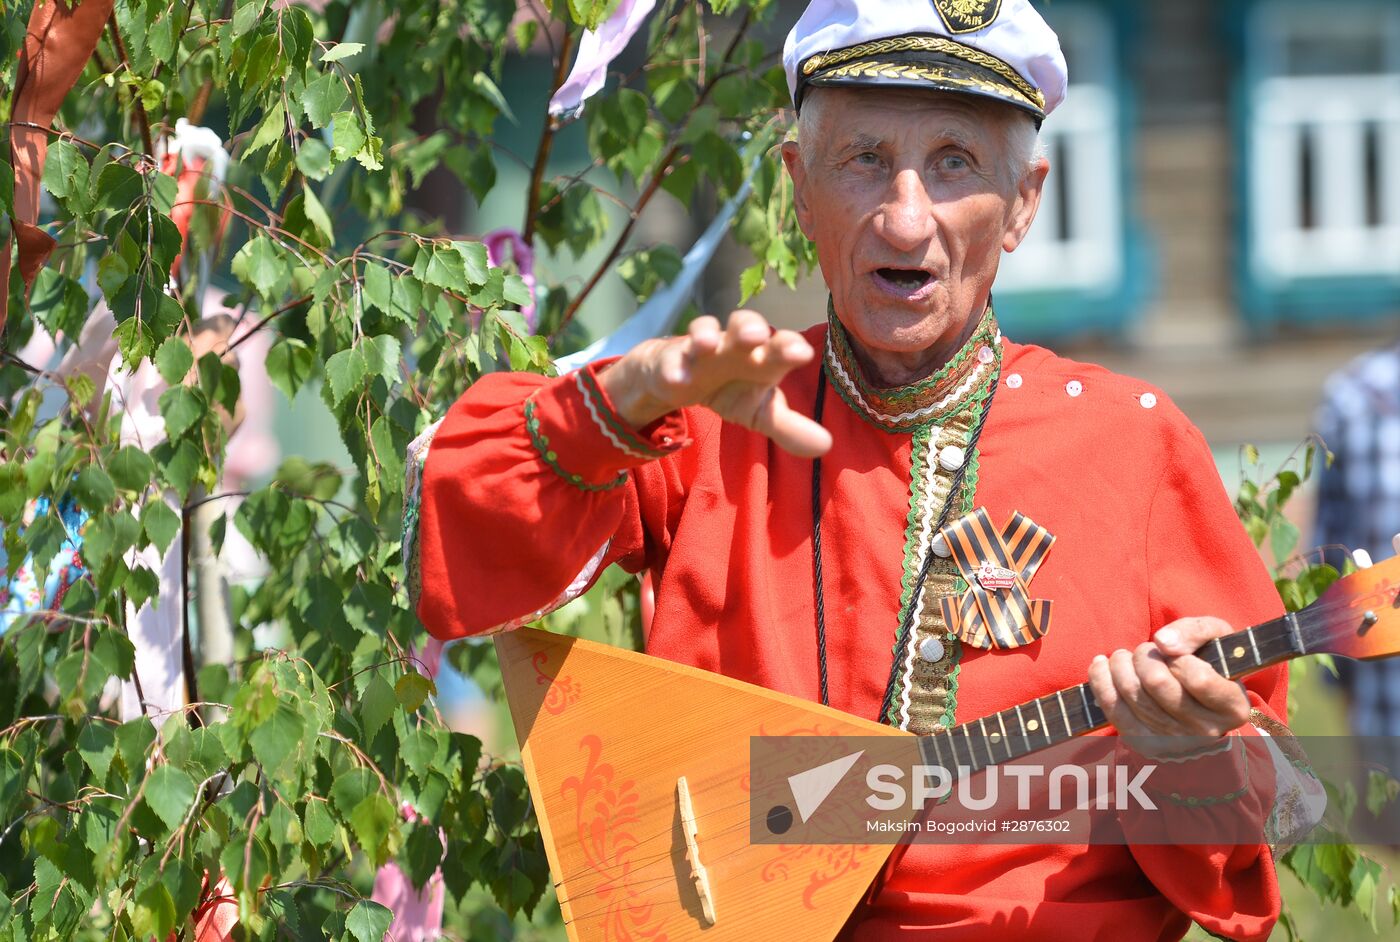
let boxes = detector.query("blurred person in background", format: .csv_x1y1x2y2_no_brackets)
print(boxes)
1313,343,1400,779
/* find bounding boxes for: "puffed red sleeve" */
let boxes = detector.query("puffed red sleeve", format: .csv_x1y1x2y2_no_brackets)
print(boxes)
1121,410,1289,942
405,359,691,640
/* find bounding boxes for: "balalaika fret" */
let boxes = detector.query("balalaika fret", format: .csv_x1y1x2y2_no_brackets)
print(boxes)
496,556,1400,941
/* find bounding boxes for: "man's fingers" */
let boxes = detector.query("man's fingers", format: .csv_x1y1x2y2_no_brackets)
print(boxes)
1134,646,1243,736
725,308,771,349
1153,616,1234,657
1168,655,1252,730
1107,648,1178,733
754,386,832,458
687,316,723,356
1088,654,1151,737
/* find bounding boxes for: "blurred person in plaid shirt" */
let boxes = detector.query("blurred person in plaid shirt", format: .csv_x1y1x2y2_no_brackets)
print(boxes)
1314,343,1400,779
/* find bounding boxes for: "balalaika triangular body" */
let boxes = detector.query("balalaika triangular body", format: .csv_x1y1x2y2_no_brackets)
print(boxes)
497,557,1400,940
496,627,912,942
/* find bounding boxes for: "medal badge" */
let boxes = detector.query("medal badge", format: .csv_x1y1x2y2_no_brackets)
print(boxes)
936,507,1055,650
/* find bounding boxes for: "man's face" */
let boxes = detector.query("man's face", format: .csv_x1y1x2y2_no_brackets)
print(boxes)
782,87,1048,381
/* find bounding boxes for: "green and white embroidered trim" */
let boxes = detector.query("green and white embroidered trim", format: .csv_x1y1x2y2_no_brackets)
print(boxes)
525,397,628,492
879,341,998,733
824,302,1001,433
884,397,989,734
574,368,678,461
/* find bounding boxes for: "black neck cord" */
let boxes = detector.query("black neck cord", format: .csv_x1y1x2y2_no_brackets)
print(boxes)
811,367,830,706
811,362,999,721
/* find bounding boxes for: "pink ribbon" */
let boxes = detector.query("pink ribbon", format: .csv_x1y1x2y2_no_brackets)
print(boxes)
548,0,657,118
371,803,446,941
482,228,537,332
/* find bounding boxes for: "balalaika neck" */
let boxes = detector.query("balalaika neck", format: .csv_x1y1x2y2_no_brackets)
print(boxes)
919,612,1307,773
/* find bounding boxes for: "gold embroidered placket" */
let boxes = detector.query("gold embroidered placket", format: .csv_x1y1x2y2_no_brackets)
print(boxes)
897,416,976,734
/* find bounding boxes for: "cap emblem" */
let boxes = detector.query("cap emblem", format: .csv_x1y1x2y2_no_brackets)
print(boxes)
931,0,1002,34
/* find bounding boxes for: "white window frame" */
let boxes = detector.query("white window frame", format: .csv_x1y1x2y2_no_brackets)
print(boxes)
1246,2,1400,284
996,8,1123,296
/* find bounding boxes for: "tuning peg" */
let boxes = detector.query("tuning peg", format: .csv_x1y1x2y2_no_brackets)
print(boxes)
1354,548,1374,569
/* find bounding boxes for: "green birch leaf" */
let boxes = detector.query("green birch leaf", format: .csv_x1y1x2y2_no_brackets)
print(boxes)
73,465,116,513
422,247,467,292
232,236,284,297
349,793,397,866
1271,516,1300,567
155,337,194,386
395,672,435,712
145,764,197,830
503,273,531,306
0,158,12,215
302,184,334,241
245,99,286,157
345,900,393,942
266,337,316,401
303,798,336,845
404,825,444,890
361,334,401,384
458,240,489,287
131,883,177,940
141,498,181,555
330,768,376,818
0,463,26,522
96,162,144,212
158,386,205,440
302,72,348,129
324,347,367,408
296,137,333,180
77,723,117,781
362,262,393,315
109,446,156,492
359,675,396,741
43,138,89,203
249,699,306,774
320,42,365,64
739,263,767,304
331,111,366,162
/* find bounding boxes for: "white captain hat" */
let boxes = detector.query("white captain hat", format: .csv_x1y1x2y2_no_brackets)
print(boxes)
783,0,1069,123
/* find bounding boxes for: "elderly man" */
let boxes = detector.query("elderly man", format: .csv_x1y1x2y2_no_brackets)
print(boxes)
411,1,1294,938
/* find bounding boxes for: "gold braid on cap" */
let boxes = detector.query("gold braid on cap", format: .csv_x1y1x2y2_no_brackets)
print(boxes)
801,35,1045,110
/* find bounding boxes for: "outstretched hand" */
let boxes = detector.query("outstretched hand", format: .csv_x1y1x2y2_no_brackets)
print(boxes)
597,309,833,458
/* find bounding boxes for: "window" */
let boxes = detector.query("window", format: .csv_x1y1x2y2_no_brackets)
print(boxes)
1243,1,1400,299
994,3,1142,338
997,6,1121,294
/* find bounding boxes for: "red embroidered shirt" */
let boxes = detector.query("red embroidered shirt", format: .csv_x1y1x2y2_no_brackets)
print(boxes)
414,315,1289,942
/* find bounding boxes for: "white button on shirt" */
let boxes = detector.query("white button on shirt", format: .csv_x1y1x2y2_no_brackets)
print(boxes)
938,445,965,472
919,637,946,663
1066,380,1083,397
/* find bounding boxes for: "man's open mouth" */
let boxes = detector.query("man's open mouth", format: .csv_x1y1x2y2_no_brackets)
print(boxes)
875,268,933,291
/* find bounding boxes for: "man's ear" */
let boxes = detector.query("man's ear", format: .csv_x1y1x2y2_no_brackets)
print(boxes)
781,140,815,239
1003,156,1050,253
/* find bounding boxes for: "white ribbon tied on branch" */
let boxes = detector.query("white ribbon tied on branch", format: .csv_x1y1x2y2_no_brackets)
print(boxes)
549,0,658,118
